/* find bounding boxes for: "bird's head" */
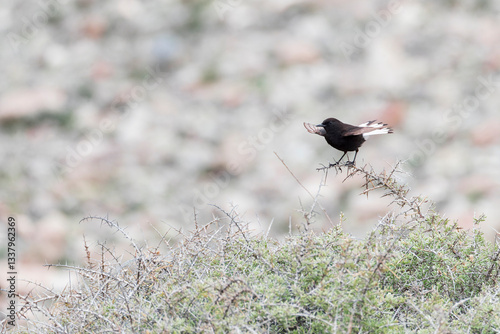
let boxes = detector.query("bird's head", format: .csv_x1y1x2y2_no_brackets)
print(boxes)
304,118,341,136
319,118,341,131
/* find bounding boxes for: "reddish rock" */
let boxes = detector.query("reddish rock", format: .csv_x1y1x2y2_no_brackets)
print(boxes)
275,40,320,65
458,175,497,198
81,15,107,39
91,60,114,80
377,101,407,127
471,120,500,146
0,88,66,120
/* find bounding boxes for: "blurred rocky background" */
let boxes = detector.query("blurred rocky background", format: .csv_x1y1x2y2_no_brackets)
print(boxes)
1,0,500,308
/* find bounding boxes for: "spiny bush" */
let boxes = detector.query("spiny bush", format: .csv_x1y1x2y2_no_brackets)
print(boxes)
4,163,500,333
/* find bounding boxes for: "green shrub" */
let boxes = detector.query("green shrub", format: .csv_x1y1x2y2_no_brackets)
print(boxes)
6,164,500,333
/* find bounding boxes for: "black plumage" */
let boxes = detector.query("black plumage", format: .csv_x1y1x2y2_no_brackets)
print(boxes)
304,118,393,165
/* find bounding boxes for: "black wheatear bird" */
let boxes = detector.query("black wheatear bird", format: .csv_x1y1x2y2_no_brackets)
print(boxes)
304,118,393,166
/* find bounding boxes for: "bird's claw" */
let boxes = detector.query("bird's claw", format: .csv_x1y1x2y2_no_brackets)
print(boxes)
317,161,343,172
317,160,356,172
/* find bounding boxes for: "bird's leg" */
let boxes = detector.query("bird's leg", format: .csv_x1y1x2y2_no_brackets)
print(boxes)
329,152,347,168
345,150,358,166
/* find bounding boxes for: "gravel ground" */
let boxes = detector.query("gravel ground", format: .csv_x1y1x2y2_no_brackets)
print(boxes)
1,0,500,302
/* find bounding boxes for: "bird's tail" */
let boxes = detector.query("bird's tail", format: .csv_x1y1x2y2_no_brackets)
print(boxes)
358,120,393,137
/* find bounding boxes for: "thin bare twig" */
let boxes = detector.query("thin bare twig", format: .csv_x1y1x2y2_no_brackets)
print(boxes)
274,152,334,227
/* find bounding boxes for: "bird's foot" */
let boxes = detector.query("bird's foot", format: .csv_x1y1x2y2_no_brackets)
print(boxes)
317,161,342,172
329,162,340,168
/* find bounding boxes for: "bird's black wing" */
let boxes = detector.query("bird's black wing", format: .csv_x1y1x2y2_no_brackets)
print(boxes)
342,124,374,137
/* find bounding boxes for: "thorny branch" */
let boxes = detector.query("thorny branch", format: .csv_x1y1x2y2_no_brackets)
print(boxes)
319,161,428,221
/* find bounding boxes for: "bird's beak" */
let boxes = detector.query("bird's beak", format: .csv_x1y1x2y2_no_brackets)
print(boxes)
316,124,324,127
